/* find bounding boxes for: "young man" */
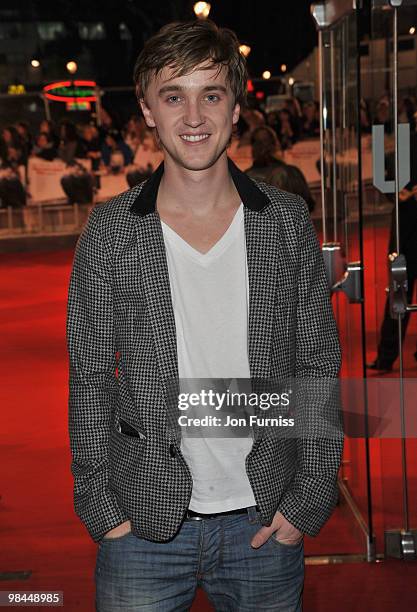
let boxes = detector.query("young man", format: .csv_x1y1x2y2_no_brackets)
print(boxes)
67,20,342,611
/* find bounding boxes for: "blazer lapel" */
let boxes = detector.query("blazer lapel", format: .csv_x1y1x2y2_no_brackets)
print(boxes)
244,207,277,379
134,213,179,384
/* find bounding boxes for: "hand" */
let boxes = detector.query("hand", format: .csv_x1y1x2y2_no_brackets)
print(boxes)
399,188,413,202
103,520,131,539
250,511,303,548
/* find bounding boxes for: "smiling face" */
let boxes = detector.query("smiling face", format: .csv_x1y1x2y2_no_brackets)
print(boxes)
139,63,240,172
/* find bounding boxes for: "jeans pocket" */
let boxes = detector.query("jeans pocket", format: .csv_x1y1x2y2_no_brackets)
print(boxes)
101,529,132,543
268,534,304,550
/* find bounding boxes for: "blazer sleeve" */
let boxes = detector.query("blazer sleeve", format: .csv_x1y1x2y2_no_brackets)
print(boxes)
276,198,344,537
66,206,129,542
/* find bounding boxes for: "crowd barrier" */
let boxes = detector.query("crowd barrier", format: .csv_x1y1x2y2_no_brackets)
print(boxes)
26,158,129,205
0,136,377,240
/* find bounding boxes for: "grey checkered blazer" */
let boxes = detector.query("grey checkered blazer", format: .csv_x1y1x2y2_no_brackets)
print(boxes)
67,158,342,544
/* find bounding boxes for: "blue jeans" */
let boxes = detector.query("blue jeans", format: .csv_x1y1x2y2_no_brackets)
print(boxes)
95,506,304,611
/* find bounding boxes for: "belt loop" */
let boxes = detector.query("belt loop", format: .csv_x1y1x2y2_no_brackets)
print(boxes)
247,505,257,524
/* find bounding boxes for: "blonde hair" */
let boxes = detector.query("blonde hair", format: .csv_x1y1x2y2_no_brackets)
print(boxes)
133,20,248,107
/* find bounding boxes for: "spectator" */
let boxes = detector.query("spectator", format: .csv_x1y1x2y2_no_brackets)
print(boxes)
238,107,265,145
79,124,101,171
0,166,26,208
15,121,33,160
38,120,59,149
266,163,316,213
101,131,133,172
98,107,122,142
58,121,83,164
124,116,147,154
266,110,280,135
301,101,320,138
284,97,302,141
399,96,416,131
276,108,299,150
126,129,163,188
374,99,393,134
32,132,58,161
235,112,250,140
245,125,286,182
133,130,163,171
0,136,26,208
60,161,94,205
0,126,25,168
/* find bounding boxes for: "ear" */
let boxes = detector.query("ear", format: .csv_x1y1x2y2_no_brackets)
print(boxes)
139,97,156,129
232,103,241,126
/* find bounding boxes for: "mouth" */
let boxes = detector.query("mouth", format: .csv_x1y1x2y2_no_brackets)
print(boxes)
179,133,210,143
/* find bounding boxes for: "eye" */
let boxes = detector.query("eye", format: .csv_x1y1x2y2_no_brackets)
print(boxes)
167,95,182,104
205,94,220,103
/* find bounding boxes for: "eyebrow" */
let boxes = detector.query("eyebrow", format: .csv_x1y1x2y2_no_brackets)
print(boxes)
157,84,228,96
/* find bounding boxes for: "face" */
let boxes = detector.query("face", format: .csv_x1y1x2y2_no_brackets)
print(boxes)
139,63,240,171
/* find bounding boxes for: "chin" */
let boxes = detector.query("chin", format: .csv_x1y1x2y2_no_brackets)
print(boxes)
179,159,219,171
167,147,228,172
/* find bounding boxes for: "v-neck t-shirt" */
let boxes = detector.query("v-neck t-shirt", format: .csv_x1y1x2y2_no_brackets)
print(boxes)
160,202,256,513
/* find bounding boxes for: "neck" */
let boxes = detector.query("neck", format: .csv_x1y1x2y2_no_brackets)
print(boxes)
157,152,239,216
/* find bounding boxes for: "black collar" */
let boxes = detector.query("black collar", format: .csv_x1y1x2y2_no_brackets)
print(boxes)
130,156,269,216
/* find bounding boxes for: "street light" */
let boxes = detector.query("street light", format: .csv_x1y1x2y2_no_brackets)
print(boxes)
239,44,251,58
288,77,295,86
262,70,271,80
409,26,416,35
31,59,40,68
66,61,78,75
281,64,287,73
193,2,211,19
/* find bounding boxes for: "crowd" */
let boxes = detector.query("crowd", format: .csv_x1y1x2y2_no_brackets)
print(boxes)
1,93,414,209
0,108,165,207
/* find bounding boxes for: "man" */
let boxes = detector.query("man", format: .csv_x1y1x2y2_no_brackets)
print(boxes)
67,20,342,611
367,134,417,372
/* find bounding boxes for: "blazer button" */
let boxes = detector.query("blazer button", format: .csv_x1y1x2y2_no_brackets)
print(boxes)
169,443,177,458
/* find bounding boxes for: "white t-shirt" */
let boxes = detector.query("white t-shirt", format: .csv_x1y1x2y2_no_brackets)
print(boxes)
161,202,256,512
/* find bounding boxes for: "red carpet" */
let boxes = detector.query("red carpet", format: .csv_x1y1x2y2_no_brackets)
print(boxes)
1,223,416,611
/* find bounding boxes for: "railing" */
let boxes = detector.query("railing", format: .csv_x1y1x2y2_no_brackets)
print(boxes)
0,181,389,242
0,202,94,238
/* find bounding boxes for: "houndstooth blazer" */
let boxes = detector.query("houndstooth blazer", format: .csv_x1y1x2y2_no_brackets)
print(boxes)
67,157,343,544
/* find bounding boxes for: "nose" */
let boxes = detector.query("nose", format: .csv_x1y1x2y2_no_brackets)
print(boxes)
183,99,205,128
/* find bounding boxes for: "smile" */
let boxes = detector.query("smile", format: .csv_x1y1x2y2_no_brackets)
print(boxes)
179,134,210,142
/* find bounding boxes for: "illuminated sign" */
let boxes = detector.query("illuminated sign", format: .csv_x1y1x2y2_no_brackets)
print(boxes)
43,80,97,102
66,100,91,111
8,84,26,95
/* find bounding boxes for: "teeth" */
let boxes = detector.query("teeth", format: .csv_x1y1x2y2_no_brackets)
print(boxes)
180,134,209,142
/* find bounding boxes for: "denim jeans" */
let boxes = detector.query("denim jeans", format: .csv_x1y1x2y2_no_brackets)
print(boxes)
95,506,304,611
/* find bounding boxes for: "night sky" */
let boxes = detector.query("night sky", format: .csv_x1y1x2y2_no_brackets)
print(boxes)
209,1,318,77
8,0,318,86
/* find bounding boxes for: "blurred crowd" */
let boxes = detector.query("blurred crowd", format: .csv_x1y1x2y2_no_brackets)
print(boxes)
1,93,415,210
0,109,161,177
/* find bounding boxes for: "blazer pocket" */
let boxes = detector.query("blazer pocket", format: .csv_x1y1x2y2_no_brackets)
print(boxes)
108,418,146,491
117,417,147,440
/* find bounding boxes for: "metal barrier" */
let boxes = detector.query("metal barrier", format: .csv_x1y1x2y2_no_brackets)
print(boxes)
0,203,94,238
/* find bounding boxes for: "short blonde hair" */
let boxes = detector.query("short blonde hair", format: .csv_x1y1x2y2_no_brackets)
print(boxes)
133,20,248,107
